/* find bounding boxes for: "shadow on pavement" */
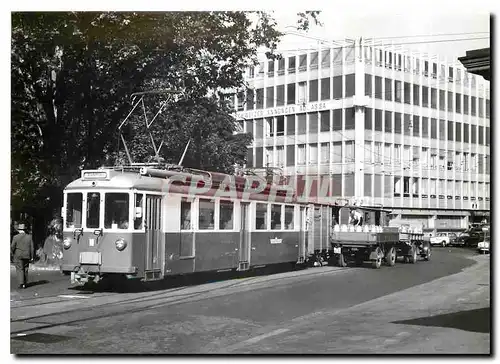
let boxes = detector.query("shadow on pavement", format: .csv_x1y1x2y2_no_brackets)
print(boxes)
25,280,50,288
392,307,490,333
68,262,308,294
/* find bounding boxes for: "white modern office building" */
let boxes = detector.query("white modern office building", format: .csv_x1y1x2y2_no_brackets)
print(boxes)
232,38,490,231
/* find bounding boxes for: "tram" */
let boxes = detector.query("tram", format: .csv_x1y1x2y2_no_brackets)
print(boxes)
61,164,328,285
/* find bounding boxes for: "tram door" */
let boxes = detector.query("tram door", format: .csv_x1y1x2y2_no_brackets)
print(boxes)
145,195,163,280
238,202,251,271
298,206,307,263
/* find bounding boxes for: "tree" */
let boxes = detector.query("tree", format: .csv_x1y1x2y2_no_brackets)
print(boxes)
11,11,321,243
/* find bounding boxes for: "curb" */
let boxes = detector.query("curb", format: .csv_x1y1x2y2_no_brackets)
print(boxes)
10,264,61,272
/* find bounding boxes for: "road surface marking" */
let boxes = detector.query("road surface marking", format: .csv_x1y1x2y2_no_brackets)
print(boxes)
58,295,90,299
242,328,290,345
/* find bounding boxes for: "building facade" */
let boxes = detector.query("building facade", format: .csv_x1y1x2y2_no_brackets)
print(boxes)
232,38,490,231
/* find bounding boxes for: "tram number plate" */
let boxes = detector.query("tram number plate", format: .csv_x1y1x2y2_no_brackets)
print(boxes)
79,252,101,265
333,247,341,254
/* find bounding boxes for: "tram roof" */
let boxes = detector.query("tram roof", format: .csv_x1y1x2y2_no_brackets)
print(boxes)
65,170,166,192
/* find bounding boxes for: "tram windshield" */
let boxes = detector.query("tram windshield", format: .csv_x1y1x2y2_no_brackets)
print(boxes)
105,193,130,229
66,193,83,228
87,192,101,228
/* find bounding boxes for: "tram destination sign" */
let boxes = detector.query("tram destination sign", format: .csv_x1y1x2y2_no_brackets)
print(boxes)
235,101,329,120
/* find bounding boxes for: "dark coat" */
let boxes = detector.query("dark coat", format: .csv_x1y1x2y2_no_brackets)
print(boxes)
11,232,34,261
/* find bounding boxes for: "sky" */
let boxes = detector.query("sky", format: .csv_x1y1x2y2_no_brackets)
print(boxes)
270,10,491,62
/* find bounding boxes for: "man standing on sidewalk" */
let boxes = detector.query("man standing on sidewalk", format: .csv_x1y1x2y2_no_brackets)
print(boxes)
11,223,34,289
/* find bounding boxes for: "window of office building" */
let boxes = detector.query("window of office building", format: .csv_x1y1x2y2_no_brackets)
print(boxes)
375,76,383,99
471,153,477,171
255,147,263,167
463,124,469,143
384,143,392,163
310,52,318,69
345,141,355,162
394,113,402,134
394,144,401,162
321,77,330,100
320,111,330,132
404,114,412,136
439,89,445,111
478,154,483,174
447,151,454,170
471,125,476,144
395,80,402,102
309,80,318,102
463,95,469,114
345,174,355,197
374,142,382,164
486,99,490,118
287,84,295,105
454,181,461,196
345,45,355,64
321,49,330,68
332,109,342,131
286,115,295,136
345,108,355,130
266,87,274,108
331,174,342,196
431,118,437,139
246,148,254,167
333,75,343,99
345,74,355,97
256,89,264,109
394,176,402,196
471,96,477,116
299,54,307,72
246,89,254,110
485,156,490,175
364,174,373,197
431,88,437,109
455,93,461,113
297,144,306,165
422,147,429,166
268,60,274,77
478,125,484,145
309,144,318,164
375,109,383,131
384,175,392,198
297,113,306,135
422,86,429,107
332,48,343,66
276,116,285,136
385,111,392,133
298,82,307,104
455,122,462,142
413,116,420,137
365,74,372,96
288,56,296,73
385,78,392,101
320,143,329,164
278,58,285,75
413,84,420,105
276,146,285,166
308,113,319,134
486,127,490,146
421,179,428,196
374,174,383,198
265,117,274,137
404,82,411,104
422,117,429,138
332,142,342,163
276,85,284,106
364,141,372,163
286,145,294,166
439,119,445,140
446,91,453,112
253,118,263,139
365,108,372,130
478,97,484,117
447,120,453,141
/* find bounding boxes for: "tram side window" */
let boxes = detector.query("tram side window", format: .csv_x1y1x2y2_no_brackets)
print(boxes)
284,205,294,230
256,203,268,230
104,193,130,229
198,199,215,230
86,192,101,229
271,204,282,230
66,193,83,228
181,198,192,230
134,194,144,230
219,200,234,230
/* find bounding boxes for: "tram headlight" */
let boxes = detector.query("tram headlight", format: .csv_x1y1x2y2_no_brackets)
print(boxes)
63,237,72,250
115,238,128,251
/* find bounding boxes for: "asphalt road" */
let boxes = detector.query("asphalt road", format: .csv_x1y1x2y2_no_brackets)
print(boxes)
11,247,488,354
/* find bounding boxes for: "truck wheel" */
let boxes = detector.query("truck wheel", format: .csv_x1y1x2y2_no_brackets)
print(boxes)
337,254,347,267
424,246,432,261
408,245,418,264
384,247,396,267
371,248,383,269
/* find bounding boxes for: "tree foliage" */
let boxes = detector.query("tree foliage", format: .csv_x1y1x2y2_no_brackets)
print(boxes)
11,11,321,219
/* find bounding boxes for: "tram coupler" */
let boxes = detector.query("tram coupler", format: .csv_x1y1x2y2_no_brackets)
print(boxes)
71,268,101,285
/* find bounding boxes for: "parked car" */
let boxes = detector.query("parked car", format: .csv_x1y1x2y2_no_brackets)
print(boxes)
477,239,490,253
456,231,484,248
430,232,457,247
